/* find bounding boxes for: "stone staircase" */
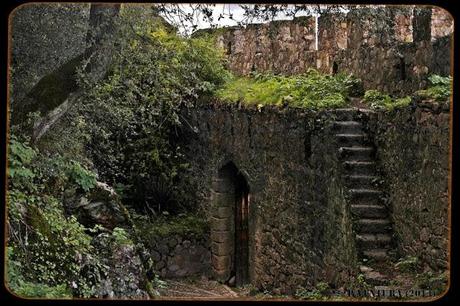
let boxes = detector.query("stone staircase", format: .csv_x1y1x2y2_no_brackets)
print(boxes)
333,110,393,280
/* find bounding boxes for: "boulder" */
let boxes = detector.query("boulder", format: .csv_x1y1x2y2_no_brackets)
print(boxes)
64,181,127,230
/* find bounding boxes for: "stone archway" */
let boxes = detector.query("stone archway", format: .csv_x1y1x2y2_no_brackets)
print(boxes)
210,162,250,286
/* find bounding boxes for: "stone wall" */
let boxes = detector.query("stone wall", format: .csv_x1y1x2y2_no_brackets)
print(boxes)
431,6,454,40
147,234,211,279
178,105,365,293
197,6,452,96
214,17,316,75
177,101,449,291
368,102,450,271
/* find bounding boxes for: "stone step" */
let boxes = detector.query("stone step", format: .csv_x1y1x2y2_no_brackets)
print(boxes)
351,204,388,218
339,147,375,161
356,219,392,234
333,121,363,134
343,175,379,188
343,161,376,175
362,249,390,261
349,189,383,202
361,269,389,285
333,108,375,121
356,234,392,249
335,134,369,147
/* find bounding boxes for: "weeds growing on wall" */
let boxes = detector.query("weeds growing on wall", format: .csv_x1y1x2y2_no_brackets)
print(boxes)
215,69,363,109
415,74,452,102
363,90,412,110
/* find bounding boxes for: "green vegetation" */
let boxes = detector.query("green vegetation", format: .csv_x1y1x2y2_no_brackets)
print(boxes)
415,271,448,295
111,227,134,246
363,90,412,110
135,212,209,240
6,136,107,298
215,69,363,109
6,247,72,299
78,14,230,214
8,4,450,300
294,282,331,300
395,256,420,273
416,74,452,101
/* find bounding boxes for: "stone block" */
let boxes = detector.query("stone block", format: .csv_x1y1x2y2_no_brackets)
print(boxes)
211,217,232,231
212,254,231,271
211,241,232,256
214,268,230,282
214,206,233,218
211,230,232,243
211,193,235,208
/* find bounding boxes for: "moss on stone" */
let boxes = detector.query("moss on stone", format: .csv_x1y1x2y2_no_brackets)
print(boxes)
136,213,209,241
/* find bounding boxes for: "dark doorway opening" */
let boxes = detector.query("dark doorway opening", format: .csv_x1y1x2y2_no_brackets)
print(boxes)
399,56,406,80
234,169,249,286
332,61,339,75
215,162,249,287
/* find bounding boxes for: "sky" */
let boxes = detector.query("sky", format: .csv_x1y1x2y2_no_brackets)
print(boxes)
162,4,327,35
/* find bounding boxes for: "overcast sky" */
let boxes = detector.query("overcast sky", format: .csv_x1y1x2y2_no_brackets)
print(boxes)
163,4,328,35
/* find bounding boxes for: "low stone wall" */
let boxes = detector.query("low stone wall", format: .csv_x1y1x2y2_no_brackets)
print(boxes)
148,235,211,279
369,101,450,271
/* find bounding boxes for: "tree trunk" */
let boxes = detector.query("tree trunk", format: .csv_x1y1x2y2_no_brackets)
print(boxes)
11,4,121,142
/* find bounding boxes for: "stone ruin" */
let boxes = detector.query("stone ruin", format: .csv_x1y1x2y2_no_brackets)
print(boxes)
195,6,452,96
149,6,452,295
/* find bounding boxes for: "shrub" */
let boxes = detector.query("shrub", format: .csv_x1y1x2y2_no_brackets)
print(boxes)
416,74,452,101
363,90,411,110
6,247,72,298
395,256,420,273
6,136,107,298
295,282,330,300
216,69,363,109
78,13,230,214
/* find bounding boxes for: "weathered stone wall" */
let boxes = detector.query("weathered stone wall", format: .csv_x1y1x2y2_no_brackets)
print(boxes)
368,103,450,271
394,7,413,43
198,6,452,96
431,6,453,40
317,12,347,73
215,17,316,75
179,105,361,293
177,101,449,290
147,235,211,279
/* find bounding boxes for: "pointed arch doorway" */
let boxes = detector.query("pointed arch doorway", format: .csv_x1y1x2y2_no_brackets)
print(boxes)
211,162,250,286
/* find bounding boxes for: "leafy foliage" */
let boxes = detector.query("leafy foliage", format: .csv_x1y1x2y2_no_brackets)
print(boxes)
216,69,363,109
363,90,411,110
395,256,420,273
415,74,452,101
6,247,72,298
295,282,330,300
135,212,209,240
111,227,133,246
67,161,97,192
78,10,230,214
6,136,107,298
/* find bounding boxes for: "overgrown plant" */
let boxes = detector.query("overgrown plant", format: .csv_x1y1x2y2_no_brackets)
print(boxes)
6,135,107,298
363,90,411,110
416,74,452,102
215,69,363,109
295,282,331,300
78,9,230,214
